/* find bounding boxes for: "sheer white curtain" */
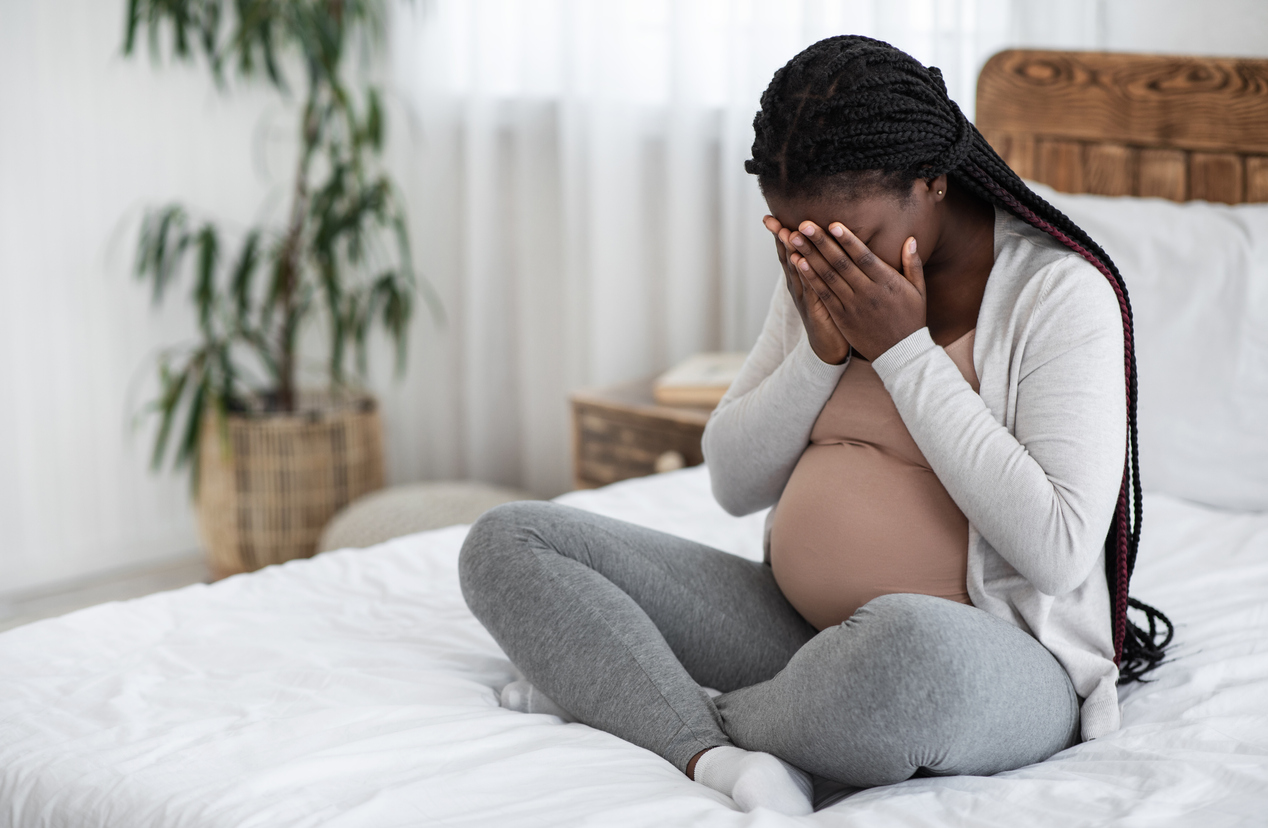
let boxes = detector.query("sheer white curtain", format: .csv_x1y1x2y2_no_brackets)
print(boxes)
380,0,1027,497
2,0,1123,595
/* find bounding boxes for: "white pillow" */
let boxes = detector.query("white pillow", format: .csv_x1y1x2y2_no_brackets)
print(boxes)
1025,181,1268,512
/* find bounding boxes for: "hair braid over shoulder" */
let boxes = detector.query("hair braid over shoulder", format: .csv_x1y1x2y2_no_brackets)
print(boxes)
747,35,1172,682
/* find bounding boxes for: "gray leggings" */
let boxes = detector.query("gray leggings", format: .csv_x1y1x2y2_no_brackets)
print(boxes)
459,501,1079,787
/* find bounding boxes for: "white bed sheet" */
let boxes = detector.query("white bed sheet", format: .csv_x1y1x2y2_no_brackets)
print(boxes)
2,466,1266,827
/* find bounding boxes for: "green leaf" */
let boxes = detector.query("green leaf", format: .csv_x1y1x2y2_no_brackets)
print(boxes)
261,18,283,89
230,228,261,320
144,0,164,61
123,0,142,55
364,86,383,151
173,1,189,57
136,205,191,304
264,239,288,320
394,212,443,326
193,223,220,336
175,363,208,471
363,270,411,376
150,355,190,470
200,0,221,68
317,256,344,379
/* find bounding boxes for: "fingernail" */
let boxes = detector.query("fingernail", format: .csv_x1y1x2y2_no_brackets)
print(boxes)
907,238,917,254
801,224,814,236
830,224,844,237
799,259,810,271
792,235,804,246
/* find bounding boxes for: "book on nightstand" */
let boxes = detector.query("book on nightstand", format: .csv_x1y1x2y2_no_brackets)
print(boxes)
652,352,748,408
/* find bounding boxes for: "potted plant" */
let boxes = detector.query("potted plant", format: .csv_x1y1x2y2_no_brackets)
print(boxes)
124,0,439,577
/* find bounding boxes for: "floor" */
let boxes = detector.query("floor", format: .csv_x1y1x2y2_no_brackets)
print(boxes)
0,554,211,633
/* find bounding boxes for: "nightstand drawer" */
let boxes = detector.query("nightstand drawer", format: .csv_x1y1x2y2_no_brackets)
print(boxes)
574,405,705,487
570,379,714,490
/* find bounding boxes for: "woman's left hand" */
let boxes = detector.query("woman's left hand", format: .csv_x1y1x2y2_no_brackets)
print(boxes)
785,221,927,361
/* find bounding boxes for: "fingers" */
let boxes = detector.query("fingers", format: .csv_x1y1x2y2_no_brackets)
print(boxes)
794,253,854,336
766,217,846,332
774,235,803,303
787,233,861,342
764,217,799,296
763,216,795,271
797,222,868,290
786,225,861,340
767,216,925,360
902,236,926,298
827,222,893,286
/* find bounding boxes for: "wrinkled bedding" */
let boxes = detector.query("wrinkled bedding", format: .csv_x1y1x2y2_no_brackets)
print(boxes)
2,466,1266,827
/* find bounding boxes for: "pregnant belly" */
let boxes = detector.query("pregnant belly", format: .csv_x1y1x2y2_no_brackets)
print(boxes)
770,442,972,630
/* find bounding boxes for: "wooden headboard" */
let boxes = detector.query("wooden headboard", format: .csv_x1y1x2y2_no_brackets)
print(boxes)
976,50,1268,204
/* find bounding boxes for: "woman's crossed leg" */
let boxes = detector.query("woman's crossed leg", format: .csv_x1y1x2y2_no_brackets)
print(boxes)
458,501,1077,803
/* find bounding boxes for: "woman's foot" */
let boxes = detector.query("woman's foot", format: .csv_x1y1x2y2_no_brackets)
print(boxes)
499,679,576,722
692,746,813,816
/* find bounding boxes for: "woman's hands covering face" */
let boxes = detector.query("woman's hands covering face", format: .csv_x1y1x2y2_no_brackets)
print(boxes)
764,216,851,365
764,216,927,362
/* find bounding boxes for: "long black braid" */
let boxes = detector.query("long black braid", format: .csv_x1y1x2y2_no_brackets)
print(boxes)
747,35,1173,682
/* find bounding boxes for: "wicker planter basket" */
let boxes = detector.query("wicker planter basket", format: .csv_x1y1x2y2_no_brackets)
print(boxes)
196,393,385,578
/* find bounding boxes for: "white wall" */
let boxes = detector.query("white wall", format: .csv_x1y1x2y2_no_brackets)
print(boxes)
0,0,284,593
0,0,1264,595
1090,0,1268,57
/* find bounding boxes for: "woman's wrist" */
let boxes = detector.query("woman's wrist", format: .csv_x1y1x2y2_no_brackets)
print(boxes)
796,337,853,380
871,327,936,381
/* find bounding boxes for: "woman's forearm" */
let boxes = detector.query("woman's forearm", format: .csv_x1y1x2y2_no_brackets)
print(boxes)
873,321,1126,596
704,337,847,516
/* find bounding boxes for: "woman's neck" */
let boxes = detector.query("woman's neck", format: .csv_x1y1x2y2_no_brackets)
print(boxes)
921,187,996,346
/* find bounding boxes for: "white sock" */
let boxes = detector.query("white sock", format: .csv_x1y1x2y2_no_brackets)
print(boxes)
499,679,576,722
693,745,813,816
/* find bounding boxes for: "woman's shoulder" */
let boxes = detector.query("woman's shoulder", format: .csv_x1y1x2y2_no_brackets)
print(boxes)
995,209,1091,273
990,208,1120,322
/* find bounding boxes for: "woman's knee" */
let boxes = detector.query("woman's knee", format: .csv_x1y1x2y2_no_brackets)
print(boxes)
458,500,559,600
833,594,1032,724
849,593,1076,769
783,595,1072,781
848,593,979,666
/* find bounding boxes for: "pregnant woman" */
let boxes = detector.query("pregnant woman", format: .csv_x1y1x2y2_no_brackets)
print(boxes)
459,36,1171,815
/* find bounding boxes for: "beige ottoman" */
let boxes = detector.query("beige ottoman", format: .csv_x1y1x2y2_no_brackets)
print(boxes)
317,481,533,553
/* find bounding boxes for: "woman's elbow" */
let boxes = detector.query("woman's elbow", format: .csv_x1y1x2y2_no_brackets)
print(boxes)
1016,494,1113,595
702,417,785,516
1018,536,1104,596
1026,565,1087,598
707,466,760,516
704,454,775,516
702,428,760,515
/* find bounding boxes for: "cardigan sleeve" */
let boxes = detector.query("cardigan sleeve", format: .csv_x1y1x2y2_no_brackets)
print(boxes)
702,280,849,516
872,259,1127,596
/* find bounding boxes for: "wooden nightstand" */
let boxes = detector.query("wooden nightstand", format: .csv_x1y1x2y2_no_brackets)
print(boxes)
570,378,715,489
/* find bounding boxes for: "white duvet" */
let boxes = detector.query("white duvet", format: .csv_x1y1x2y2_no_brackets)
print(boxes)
2,466,1266,827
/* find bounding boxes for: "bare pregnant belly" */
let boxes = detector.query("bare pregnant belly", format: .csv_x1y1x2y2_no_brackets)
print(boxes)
769,441,972,631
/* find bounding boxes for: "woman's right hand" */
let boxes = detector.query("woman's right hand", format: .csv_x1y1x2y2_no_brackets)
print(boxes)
763,216,850,365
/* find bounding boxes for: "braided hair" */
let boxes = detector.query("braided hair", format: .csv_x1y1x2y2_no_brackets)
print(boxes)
747,35,1173,682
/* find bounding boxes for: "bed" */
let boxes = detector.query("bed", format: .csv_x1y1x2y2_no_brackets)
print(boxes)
3,50,1267,826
